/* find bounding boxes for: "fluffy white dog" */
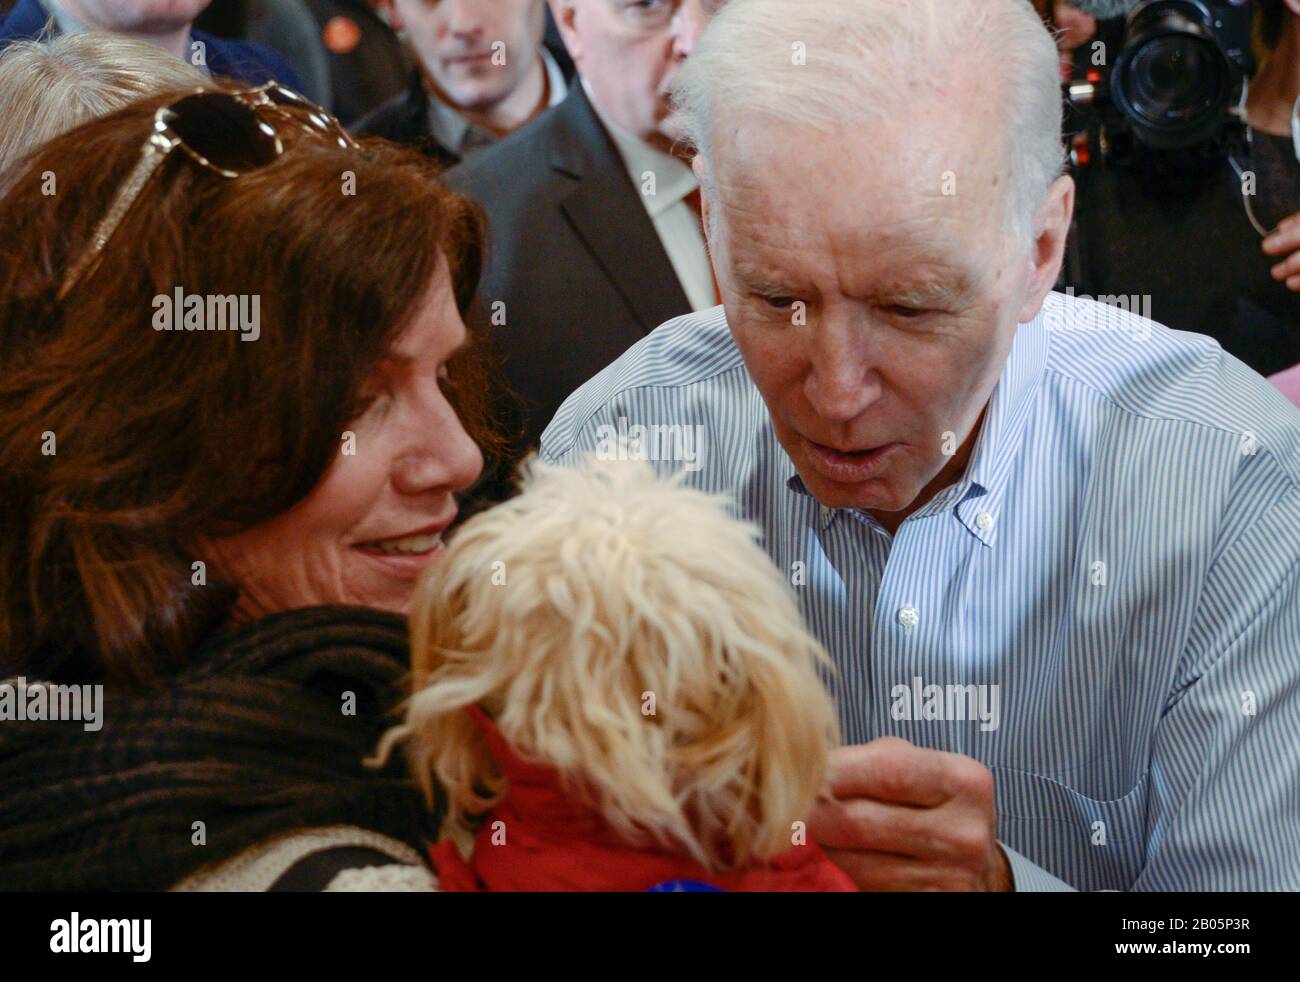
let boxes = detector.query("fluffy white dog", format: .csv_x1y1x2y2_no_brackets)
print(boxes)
380,453,855,891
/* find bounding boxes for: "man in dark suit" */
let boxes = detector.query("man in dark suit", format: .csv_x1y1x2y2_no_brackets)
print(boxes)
0,0,301,88
355,0,570,168
448,0,726,496
303,0,412,125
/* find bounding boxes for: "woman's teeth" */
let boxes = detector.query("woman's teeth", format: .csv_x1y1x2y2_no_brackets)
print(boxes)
371,532,442,555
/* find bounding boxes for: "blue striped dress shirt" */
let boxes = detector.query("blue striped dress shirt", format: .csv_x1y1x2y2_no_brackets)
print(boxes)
539,290,1300,891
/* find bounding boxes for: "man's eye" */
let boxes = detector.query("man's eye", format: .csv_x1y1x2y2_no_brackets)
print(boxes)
886,304,928,319
760,295,797,311
624,0,674,21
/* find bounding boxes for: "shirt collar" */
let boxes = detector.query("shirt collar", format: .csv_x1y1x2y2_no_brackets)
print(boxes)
580,76,697,217
540,45,568,109
427,91,477,157
963,305,1054,495
784,303,1054,544
785,473,838,533
427,46,568,158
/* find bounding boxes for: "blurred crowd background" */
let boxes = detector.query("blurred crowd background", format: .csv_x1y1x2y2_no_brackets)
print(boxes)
2,0,1297,497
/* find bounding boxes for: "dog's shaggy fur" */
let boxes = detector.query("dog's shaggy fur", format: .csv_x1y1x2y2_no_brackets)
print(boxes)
381,453,840,871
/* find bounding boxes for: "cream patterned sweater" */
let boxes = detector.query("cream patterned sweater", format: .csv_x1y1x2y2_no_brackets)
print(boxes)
171,825,440,892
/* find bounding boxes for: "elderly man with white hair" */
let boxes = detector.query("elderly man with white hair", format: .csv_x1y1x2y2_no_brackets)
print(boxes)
541,0,1300,891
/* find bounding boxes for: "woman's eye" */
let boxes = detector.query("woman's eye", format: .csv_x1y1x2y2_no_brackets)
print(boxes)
353,387,391,419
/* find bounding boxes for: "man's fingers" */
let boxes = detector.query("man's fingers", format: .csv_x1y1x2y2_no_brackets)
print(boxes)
812,746,1006,891
825,739,949,805
825,739,980,807
822,847,981,892
807,792,938,854
1270,251,1300,282
1263,231,1300,254
809,793,994,869
1263,225,1300,255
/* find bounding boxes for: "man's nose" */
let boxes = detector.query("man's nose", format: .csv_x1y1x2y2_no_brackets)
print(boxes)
804,320,882,424
671,0,714,59
442,0,483,38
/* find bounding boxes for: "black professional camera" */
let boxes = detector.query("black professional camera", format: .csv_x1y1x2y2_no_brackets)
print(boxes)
1067,0,1255,176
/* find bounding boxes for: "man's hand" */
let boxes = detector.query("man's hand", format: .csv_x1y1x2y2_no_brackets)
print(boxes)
807,737,1013,891
1263,214,1300,291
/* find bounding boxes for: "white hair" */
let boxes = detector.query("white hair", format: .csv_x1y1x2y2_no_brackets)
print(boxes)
378,452,841,872
0,32,207,190
672,0,1065,244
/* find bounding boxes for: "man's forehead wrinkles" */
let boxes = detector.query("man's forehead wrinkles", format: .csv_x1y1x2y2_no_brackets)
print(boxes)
715,173,795,218
713,126,998,300
722,200,819,251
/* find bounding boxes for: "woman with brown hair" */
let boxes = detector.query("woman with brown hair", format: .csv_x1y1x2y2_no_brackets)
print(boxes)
0,83,500,890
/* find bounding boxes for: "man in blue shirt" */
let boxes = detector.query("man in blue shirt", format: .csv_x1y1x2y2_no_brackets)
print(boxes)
540,0,1300,890
0,0,301,89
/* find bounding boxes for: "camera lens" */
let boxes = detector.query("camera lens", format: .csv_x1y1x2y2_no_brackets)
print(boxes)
1111,1,1238,152
1126,35,1226,131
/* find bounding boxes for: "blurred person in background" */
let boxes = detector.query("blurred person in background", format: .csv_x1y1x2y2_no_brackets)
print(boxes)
449,0,727,500
355,0,570,167
0,87,497,890
195,0,332,107
0,31,206,187
0,0,302,87
304,0,411,125
1066,0,1300,380
1250,0,1300,398
1050,0,1097,79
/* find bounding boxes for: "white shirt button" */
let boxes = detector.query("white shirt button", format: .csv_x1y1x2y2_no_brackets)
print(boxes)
896,605,919,630
976,512,995,532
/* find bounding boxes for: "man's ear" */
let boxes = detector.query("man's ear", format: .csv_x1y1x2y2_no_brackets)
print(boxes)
692,154,714,249
1017,173,1075,324
548,0,582,62
377,0,403,33
691,155,708,202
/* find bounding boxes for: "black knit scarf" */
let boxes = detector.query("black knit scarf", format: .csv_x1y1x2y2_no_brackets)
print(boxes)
0,606,438,891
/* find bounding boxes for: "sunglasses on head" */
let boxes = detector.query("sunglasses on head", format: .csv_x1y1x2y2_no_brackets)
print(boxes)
58,83,360,301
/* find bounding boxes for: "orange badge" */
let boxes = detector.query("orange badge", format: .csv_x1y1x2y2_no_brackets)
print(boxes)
323,16,362,55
